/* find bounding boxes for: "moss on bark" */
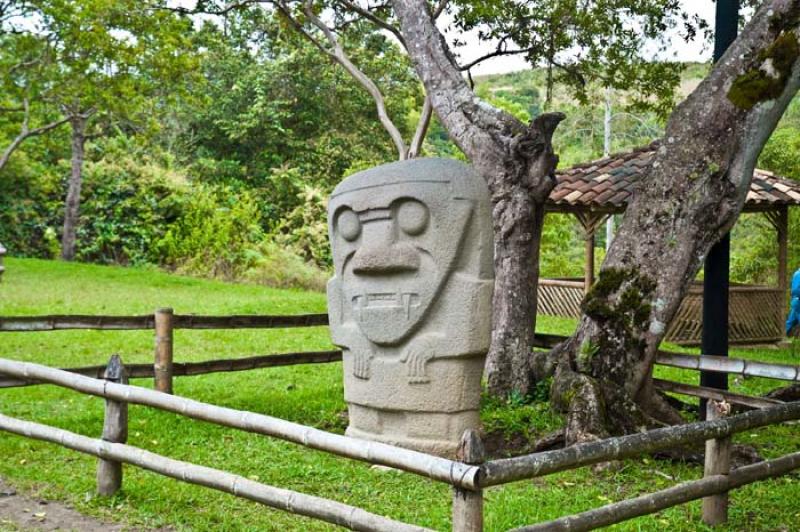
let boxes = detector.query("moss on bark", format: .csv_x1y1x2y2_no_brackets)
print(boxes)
728,32,800,110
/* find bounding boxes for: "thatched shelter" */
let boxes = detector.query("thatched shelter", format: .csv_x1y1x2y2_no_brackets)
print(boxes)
540,143,800,345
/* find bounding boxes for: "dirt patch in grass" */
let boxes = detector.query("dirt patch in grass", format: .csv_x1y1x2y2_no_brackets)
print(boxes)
0,477,148,531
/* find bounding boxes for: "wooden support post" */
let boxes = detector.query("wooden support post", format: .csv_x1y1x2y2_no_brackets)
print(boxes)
452,429,485,532
702,399,731,526
584,231,595,294
154,308,174,394
96,354,128,496
778,207,789,332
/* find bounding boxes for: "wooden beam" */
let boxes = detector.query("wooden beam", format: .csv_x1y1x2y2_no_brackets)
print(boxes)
0,351,344,389
0,413,430,532
653,379,783,410
510,450,800,532
480,400,800,487
574,213,607,294
0,313,330,332
452,430,484,532
0,357,481,489
702,400,731,526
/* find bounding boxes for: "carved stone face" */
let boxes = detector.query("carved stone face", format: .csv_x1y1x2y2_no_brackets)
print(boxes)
328,160,483,346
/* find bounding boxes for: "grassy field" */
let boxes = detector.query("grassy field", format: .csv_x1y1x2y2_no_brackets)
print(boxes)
0,258,798,531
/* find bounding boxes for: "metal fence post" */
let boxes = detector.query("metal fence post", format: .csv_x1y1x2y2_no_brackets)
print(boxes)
702,399,732,525
453,429,484,532
154,308,174,394
96,354,128,496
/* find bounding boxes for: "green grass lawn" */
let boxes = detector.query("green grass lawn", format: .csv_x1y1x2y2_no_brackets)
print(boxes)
0,258,798,531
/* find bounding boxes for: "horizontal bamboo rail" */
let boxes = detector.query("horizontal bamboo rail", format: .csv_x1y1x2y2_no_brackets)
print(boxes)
0,413,429,532
0,350,343,389
512,450,800,532
480,400,800,487
0,313,329,332
653,379,784,410
656,352,800,382
0,358,480,489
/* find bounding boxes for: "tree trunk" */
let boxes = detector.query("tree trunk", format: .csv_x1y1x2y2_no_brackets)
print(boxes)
536,0,800,443
391,0,564,398
61,115,88,261
486,194,545,396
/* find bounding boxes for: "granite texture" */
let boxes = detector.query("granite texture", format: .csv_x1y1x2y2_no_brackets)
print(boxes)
327,158,493,457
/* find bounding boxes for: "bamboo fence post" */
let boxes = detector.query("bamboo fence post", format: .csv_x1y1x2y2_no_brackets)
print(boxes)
702,399,731,526
452,429,484,532
96,354,128,496
154,308,174,394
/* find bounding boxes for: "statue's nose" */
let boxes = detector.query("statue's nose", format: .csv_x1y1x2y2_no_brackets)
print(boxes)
352,243,420,275
351,220,419,275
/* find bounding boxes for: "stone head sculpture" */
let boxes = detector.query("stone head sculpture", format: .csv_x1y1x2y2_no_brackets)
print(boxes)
327,158,493,456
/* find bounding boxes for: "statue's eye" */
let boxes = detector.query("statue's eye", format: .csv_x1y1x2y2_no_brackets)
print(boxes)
397,200,429,236
337,209,361,241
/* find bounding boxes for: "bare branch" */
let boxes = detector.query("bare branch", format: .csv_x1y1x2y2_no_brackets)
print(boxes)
272,1,330,57
303,0,408,159
459,46,534,72
431,0,447,19
336,0,405,47
408,95,432,158
392,0,517,166
148,0,267,17
0,111,70,171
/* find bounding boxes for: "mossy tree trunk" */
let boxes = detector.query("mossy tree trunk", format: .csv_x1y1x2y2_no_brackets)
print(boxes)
391,0,564,398
535,0,800,443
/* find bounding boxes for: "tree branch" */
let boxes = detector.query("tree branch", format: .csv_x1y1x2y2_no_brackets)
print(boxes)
303,0,408,159
408,94,432,158
148,0,267,17
391,0,519,168
459,44,534,72
336,0,406,47
0,110,70,171
431,0,447,19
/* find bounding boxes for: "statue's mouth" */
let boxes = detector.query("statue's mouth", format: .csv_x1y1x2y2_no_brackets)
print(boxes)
352,292,420,319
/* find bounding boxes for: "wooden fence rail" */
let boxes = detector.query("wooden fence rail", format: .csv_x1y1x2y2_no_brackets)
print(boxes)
0,357,481,490
0,310,330,394
0,313,329,331
0,412,428,532
2,354,800,531
479,400,800,487
512,450,800,532
0,350,343,389
2,314,800,529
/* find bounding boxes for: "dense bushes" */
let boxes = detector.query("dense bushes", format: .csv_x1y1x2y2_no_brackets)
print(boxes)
0,141,329,291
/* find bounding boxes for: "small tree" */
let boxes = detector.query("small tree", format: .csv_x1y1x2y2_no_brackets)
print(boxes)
1,0,199,260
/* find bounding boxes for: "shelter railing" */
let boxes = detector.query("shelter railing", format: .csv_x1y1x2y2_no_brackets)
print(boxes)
537,278,785,345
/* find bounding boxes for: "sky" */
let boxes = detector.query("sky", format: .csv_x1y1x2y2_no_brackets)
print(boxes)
462,1,718,76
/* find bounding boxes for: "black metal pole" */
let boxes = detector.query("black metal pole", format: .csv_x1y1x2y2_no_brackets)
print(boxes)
701,0,739,419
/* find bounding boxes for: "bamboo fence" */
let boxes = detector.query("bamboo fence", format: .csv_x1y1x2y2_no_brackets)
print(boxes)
2,313,800,529
0,413,429,532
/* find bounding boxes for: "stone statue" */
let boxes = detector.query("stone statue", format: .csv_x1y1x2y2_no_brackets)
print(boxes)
327,158,493,457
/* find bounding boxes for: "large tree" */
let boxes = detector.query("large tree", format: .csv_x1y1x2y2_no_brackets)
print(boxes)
392,0,800,441
180,0,698,399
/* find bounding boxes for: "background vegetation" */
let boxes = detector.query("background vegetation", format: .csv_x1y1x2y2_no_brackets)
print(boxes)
3,0,799,287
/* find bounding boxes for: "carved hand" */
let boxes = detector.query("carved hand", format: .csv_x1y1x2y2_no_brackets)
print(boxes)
400,333,444,384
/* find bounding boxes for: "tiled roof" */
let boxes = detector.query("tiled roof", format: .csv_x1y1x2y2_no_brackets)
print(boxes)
551,143,800,212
